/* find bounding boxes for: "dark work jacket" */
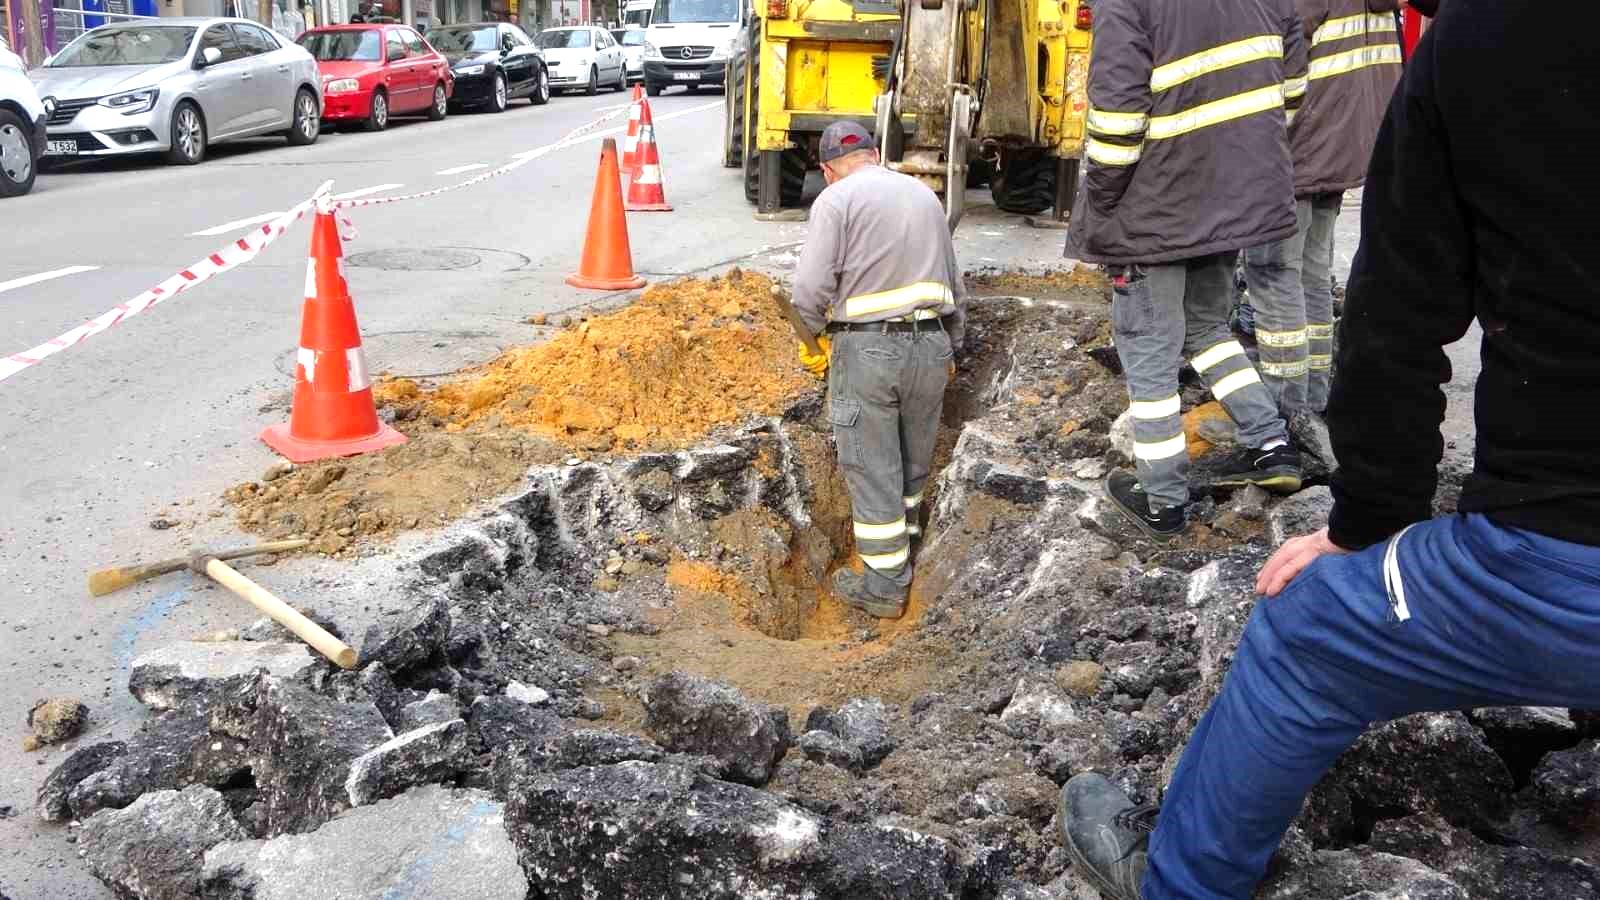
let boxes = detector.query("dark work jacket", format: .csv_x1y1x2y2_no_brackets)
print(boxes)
1327,0,1600,549
1065,0,1307,265
1288,0,1403,196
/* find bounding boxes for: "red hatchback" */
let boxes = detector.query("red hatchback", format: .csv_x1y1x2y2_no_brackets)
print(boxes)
296,24,453,131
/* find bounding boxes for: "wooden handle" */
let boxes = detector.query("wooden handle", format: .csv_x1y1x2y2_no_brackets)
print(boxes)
771,286,823,355
88,540,310,598
203,558,357,669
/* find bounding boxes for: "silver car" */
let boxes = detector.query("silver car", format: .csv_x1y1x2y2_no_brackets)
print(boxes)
30,17,322,165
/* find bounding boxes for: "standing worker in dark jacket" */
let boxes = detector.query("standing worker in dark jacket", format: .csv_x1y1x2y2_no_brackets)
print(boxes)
1061,4,1600,898
791,121,966,619
1243,0,1401,414
1068,0,1308,540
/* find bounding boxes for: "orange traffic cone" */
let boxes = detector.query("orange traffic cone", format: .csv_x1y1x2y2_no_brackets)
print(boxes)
625,103,672,212
566,138,648,291
260,205,407,463
621,85,644,179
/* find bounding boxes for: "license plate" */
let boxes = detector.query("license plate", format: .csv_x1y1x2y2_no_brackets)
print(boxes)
672,72,701,81
45,139,78,156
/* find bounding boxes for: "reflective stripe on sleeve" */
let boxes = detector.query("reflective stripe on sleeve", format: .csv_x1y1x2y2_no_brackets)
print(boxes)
1283,76,1308,99
853,518,908,541
1191,340,1247,373
1130,395,1181,419
1087,107,1149,136
1146,84,1286,141
1134,433,1188,462
1211,367,1262,400
860,546,910,571
1150,34,1284,93
1311,12,1398,47
1309,43,1402,81
1255,327,1307,349
842,281,953,319
1086,138,1143,166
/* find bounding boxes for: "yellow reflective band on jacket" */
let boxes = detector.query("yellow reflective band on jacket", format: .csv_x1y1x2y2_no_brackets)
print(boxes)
1311,12,1398,47
1191,339,1247,373
1211,367,1262,400
1255,327,1308,349
1283,76,1308,100
1308,354,1333,370
1146,84,1286,141
1259,358,1310,378
1309,43,1402,81
853,518,907,541
1087,107,1149,137
1130,395,1181,420
1134,434,1188,462
1306,323,1335,339
841,281,953,319
860,546,910,571
1150,34,1284,93
1086,138,1143,166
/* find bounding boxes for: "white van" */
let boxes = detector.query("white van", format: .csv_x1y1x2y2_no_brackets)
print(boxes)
641,0,741,97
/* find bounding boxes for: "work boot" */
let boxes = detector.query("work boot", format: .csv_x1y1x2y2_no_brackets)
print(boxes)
1060,773,1157,900
1212,444,1303,494
831,568,906,619
1104,470,1186,542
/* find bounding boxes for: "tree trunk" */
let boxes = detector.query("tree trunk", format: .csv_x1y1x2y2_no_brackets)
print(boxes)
19,0,46,68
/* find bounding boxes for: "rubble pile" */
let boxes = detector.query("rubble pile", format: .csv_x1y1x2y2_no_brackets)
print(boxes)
46,277,1595,898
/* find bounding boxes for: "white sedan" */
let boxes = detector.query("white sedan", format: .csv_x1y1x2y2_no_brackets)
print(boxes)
535,26,627,95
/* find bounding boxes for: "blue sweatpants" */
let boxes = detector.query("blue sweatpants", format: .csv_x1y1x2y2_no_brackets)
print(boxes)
1145,513,1600,898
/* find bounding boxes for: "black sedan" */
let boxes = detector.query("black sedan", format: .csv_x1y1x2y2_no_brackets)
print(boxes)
425,22,550,111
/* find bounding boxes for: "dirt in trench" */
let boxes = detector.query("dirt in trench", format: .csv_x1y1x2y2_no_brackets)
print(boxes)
966,263,1111,303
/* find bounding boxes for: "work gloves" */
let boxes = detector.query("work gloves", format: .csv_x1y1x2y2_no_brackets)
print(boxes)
797,336,831,379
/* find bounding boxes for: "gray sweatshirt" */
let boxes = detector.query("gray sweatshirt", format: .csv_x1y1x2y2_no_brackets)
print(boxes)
792,165,967,351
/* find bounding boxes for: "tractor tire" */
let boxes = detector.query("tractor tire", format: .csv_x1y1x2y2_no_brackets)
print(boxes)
740,50,805,208
991,151,1057,215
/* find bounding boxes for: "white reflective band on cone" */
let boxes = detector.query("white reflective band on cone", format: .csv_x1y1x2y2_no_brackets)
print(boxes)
347,346,372,392
297,347,317,383
861,546,909,570
303,258,317,300
635,164,662,184
1151,34,1284,93
1192,340,1247,373
1130,395,1181,419
1134,433,1188,462
853,518,907,541
1211,367,1262,400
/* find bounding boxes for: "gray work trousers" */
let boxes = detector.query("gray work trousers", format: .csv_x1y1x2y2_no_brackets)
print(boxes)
1243,193,1341,413
827,326,952,599
1112,252,1289,510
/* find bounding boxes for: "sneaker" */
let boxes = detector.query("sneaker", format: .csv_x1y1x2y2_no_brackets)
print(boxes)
831,568,906,619
1103,470,1186,542
1060,773,1158,900
1212,444,1303,494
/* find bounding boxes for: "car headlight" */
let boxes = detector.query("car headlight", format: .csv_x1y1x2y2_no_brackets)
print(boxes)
456,63,485,75
97,87,159,115
644,41,661,59
324,77,360,94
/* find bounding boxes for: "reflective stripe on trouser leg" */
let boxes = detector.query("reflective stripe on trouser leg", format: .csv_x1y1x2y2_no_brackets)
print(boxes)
1301,193,1341,411
1243,203,1310,414
1112,263,1192,510
1183,252,1288,450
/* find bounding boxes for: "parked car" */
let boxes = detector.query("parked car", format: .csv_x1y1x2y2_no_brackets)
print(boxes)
535,26,626,96
30,18,321,166
609,28,645,84
0,34,47,195
297,24,452,131
426,22,548,112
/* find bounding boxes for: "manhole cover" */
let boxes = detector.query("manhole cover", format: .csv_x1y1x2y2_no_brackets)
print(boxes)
346,248,482,271
275,330,506,380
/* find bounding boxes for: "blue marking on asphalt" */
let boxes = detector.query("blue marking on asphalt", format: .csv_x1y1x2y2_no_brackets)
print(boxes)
112,587,191,704
381,798,500,898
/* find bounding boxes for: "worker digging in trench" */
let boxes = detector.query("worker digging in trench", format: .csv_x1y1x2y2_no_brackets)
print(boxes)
788,121,967,620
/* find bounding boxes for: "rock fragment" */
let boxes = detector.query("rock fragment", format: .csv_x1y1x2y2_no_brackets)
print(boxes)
1529,738,1600,826
128,642,316,711
356,595,450,674
1266,485,1334,546
344,719,470,807
394,690,461,732
25,697,88,749
249,677,393,833
803,698,897,770
468,695,563,752
1259,848,1467,899
79,785,247,900
62,704,250,822
642,672,789,786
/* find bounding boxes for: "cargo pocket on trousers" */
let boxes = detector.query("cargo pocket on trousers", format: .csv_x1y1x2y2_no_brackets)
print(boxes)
829,399,862,469
1110,268,1153,338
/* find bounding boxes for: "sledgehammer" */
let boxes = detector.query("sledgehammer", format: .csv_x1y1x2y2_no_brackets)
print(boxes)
88,540,357,669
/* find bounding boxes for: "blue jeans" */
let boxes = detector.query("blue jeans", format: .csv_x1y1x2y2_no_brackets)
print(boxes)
1145,513,1600,898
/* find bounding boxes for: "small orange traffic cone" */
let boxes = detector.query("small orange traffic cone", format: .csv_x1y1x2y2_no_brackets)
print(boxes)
566,138,648,291
260,205,407,463
621,85,644,179
625,103,672,212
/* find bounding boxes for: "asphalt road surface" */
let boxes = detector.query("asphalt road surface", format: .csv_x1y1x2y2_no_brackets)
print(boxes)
0,84,1075,898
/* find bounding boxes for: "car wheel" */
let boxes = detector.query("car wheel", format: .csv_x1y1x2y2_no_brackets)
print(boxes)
645,81,661,97
614,65,627,92
0,110,37,197
287,88,320,145
530,65,550,105
365,89,389,131
166,102,207,166
427,82,448,121
491,72,508,112
585,65,598,96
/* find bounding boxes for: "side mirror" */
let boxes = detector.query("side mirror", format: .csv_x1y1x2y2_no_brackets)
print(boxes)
197,46,222,67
